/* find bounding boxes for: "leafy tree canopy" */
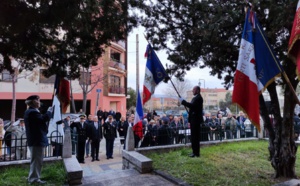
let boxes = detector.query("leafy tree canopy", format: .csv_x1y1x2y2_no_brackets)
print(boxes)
127,87,137,110
131,0,296,89
0,0,137,78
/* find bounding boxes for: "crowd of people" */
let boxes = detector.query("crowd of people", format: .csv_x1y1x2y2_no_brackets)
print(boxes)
0,90,258,183
0,108,258,162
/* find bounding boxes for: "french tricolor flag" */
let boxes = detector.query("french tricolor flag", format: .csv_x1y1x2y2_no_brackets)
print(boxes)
133,91,144,139
232,8,282,131
288,0,300,78
142,44,168,105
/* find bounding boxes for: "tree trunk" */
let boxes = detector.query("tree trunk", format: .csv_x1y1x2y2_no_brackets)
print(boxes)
265,82,297,178
82,91,87,114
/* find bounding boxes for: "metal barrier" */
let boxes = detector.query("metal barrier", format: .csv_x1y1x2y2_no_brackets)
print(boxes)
136,124,259,148
0,130,64,162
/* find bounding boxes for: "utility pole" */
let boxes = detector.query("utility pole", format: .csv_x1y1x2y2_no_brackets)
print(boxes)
136,34,139,93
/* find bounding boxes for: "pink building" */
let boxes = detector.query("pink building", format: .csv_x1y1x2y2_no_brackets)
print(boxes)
0,40,127,120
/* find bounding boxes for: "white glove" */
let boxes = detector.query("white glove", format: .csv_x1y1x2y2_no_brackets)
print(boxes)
47,106,53,113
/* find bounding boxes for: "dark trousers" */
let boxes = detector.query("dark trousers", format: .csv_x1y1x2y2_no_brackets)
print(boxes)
134,134,140,148
91,140,100,160
77,140,85,163
105,138,115,158
190,119,200,156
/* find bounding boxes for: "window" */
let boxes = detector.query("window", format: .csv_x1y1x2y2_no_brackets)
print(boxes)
111,51,121,63
39,70,55,83
1,70,13,82
110,75,120,87
208,93,217,97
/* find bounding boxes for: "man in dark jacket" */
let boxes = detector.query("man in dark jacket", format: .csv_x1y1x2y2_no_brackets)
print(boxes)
103,115,117,159
96,108,104,123
24,95,52,184
70,115,88,163
89,116,102,161
115,110,122,122
157,118,172,145
103,109,109,123
117,116,129,149
180,86,204,157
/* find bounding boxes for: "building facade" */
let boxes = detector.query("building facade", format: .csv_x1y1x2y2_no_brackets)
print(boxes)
143,96,179,111
0,40,127,120
186,88,232,112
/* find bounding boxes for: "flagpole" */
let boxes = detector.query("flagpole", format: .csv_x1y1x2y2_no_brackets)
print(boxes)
143,34,189,113
282,72,300,105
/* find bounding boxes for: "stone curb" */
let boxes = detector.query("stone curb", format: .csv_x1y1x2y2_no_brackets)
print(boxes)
153,169,191,186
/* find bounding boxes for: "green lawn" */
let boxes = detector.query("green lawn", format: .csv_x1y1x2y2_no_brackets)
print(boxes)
146,140,299,186
0,161,66,186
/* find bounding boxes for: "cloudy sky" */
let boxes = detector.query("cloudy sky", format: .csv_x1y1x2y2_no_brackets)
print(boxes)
126,27,226,95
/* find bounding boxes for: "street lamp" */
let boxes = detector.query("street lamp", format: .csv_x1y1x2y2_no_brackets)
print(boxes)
199,79,207,110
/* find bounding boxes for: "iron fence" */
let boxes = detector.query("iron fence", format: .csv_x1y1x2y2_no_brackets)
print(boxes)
0,130,65,162
135,124,259,148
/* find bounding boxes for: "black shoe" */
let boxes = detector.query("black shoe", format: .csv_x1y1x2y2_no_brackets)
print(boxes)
96,159,100,161
91,159,94,162
79,161,85,164
109,156,114,159
189,154,199,158
107,157,109,160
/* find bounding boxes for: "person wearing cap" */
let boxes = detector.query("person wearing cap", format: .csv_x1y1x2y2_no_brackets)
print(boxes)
6,119,27,160
103,115,117,159
24,95,53,184
179,86,204,158
70,114,88,163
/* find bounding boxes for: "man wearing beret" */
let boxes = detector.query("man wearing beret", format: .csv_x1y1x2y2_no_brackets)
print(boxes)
179,86,204,157
70,114,88,163
24,95,53,184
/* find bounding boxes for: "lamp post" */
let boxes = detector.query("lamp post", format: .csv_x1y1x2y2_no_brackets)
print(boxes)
199,79,207,110
198,79,205,89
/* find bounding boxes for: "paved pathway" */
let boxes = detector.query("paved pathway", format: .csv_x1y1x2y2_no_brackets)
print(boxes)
80,137,124,177
78,137,177,185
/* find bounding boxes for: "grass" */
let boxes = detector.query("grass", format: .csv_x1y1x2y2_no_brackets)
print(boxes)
146,140,300,186
0,161,66,186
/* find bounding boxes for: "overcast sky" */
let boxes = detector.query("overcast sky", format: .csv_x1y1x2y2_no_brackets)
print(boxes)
126,27,226,95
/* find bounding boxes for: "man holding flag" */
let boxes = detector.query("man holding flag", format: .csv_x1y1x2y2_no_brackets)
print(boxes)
24,95,53,184
179,86,203,157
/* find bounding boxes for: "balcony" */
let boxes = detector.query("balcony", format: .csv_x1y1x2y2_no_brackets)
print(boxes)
109,86,125,95
109,60,125,71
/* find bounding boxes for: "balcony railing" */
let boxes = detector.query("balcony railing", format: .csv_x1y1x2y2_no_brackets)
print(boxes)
109,61,125,71
109,86,125,94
